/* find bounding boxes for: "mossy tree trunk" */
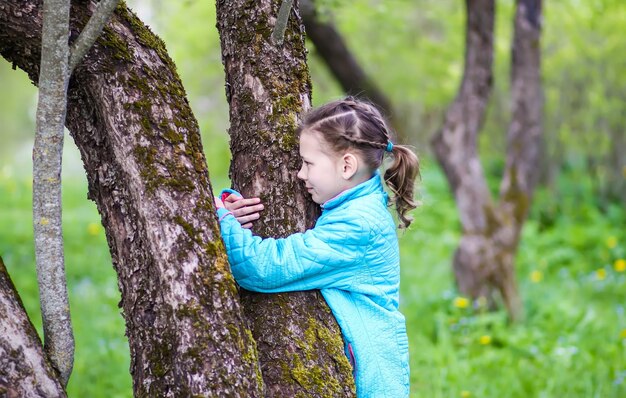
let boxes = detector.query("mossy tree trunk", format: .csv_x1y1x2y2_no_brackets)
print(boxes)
216,1,356,396
0,256,66,397
0,1,263,396
431,0,543,322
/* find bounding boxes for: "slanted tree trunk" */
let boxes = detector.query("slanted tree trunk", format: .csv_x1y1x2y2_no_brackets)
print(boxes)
0,256,66,397
0,1,263,396
299,0,392,114
216,1,356,396
299,0,401,138
431,0,543,321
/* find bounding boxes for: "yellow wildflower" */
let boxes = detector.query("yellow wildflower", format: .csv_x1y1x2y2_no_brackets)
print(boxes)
453,297,470,309
461,391,471,398
87,222,101,236
606,236,618,249
614,259,626,272
530,270,543,283
596,268,607,280
479,335,492,345
620,329,626,339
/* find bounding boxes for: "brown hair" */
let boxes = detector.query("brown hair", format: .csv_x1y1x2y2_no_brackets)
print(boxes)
297,97,420,228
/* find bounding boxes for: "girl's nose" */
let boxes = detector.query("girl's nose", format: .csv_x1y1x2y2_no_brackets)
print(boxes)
297,166,305,180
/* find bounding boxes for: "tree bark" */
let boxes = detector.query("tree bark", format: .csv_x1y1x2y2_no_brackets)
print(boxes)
216,1,356,396
431,0,543,321
0,1,262,396
0,256,67,398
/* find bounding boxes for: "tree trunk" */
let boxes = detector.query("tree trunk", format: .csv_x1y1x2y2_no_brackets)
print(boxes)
431,0,543,321
0,256,67,398
431,0,497,306
495,0,543,318
0,1,262,396
216,1,356,396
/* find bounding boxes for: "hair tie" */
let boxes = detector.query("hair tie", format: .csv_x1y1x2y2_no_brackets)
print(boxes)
385,141,394,152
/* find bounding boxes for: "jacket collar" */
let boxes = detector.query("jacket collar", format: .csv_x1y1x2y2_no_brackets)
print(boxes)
321,171,386,211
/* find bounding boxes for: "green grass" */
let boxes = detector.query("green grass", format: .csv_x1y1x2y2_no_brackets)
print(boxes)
1,161,625,397
0,171,130,397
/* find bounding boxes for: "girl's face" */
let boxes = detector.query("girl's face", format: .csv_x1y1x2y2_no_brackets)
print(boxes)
297,131,353,204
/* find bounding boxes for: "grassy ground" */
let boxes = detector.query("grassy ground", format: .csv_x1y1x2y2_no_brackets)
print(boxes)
1,160,624,397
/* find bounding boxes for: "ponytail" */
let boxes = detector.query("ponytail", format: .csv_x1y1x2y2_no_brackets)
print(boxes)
384,144,420,229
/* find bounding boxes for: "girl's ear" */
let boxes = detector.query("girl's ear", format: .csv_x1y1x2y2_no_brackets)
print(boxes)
341,153,359,180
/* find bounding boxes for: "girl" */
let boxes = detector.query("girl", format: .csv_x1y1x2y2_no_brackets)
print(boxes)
215,98,419,397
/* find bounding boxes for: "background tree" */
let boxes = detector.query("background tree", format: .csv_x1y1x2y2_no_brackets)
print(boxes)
1,1,263,395
431,0,543,320
216,0,356,395
299,0,398,136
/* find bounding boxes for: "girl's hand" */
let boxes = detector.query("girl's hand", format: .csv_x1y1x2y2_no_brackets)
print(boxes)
223,194,264,229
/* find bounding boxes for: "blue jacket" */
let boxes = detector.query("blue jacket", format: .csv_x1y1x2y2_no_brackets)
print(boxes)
216,174,410,397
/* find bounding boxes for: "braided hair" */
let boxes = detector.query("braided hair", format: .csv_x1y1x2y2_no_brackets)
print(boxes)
297,97,420,228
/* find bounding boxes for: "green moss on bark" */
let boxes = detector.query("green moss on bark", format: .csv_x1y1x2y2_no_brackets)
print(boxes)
99,27,133,62
115,2,179,76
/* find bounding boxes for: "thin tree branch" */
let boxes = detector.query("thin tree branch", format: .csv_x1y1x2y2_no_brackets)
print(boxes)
33,0,74,386
271,0,293,45
69,0,120,72
299,0,397,136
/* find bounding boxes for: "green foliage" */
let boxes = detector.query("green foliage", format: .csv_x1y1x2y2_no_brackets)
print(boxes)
2,0,624,201
321,0,626,203
0,171,130,397
400,164,626,397
2,162,625,397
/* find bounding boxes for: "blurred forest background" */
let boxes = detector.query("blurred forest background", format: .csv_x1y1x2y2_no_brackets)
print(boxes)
1,0,625,396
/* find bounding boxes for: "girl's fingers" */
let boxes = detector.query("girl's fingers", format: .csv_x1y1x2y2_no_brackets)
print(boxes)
222,195,263,226
236,212,261,224
226,196,262,210
232,203,264,217
224,194,260,205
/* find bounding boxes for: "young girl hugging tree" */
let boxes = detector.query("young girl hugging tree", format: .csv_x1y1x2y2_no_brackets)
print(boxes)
214,97,420,397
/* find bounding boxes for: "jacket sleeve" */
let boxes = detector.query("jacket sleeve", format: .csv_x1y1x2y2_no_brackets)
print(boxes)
216,207,368,293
